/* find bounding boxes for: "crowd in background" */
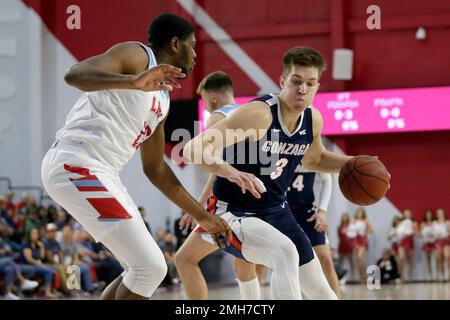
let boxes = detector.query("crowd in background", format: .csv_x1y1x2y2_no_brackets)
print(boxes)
0,191,190,299
337,207,450,284
1,191,122,299
3,189,449,299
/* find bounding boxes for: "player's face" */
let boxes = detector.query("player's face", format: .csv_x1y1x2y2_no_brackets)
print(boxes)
279,65,320,111
178,33,197,75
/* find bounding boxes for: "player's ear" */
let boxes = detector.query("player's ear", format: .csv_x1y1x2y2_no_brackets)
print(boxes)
211,92,218,104
170,37,181,53
279,74,285,88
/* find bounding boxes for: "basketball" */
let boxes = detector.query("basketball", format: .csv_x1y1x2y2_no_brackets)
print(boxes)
339,156,390,206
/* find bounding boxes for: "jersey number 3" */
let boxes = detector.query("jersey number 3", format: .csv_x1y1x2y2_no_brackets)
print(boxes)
270,158,289,180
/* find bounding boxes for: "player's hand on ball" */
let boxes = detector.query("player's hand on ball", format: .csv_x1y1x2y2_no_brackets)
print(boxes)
307,209,328,233
197,214,231,249
226,169,267,199
132,64,186,92
179,213,197,230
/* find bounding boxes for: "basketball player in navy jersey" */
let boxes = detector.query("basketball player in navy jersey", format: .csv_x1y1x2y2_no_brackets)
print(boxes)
41,14,231,300
287,167,340,297
225,166,341,299
180,46,367,300
177,71,263,299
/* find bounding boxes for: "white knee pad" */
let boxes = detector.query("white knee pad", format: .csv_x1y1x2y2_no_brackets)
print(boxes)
122,253,168,298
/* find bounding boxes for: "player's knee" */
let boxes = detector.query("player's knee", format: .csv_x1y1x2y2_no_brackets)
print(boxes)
174,249,197,270
276,238,299,265
135,252,168,284
232,259,255,280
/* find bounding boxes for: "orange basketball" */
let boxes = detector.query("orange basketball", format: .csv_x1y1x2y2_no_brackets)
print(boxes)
339,156,390,206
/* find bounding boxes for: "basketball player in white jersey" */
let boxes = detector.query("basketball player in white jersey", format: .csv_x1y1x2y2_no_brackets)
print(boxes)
41,14,231,300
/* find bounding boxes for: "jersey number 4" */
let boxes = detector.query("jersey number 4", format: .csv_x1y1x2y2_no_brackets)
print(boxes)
291,174,304,191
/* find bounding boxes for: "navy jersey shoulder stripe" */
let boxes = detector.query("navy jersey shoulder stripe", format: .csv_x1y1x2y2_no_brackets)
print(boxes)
251,94,278,106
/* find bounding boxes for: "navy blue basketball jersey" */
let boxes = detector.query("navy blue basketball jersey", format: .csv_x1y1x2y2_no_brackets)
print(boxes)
287,164,316,207
212,94,314,212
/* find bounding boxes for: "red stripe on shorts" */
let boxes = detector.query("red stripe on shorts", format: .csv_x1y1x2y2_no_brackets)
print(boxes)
69,175,99,181
76,186,108,192
196,196,218,233
86,198,132,220
230,232,242,251
64,164,91,177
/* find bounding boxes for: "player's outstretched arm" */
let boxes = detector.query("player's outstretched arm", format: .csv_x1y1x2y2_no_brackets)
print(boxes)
302,107,353,173
64,42,185,92
140,120,231,247
183,102,271,198
197,112,227,207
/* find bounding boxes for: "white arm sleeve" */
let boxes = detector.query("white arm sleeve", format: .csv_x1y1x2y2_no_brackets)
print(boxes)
316,172,332,211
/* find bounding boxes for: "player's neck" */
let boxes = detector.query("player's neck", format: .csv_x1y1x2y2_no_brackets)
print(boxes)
279,98,302,133
152,47,174,66
214,96,235,110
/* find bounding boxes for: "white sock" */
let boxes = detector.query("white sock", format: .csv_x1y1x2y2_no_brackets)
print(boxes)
238,278,261,300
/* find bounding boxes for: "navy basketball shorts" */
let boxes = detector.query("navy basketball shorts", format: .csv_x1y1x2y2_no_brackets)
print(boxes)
196,197,315,266
290,205,327,247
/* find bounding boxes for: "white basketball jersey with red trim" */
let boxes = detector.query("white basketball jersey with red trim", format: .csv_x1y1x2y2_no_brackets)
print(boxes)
55,42,169,171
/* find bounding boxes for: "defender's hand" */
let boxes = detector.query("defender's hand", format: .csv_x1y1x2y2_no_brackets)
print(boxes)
307,209,328,232
132,64,185,91
197,214,232,249
179,213,197,230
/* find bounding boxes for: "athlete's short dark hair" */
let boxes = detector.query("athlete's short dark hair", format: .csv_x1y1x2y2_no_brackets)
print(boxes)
196,71,233,94
148,13,195,49
283,46,327,77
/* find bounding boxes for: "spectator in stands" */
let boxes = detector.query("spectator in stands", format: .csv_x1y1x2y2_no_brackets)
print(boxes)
0,196,5,215
330,247,347,282
60,226,95,295
44,223,69,295
77,230,123,285
174,212,192,250
420,210,436,281
138,206,152,234
46,205,58,224
397,209,418,282
337,213,354,279
16,193,29,213
38,206,50,225
20,228,57,298
434,208,450,282
2,191,16,212
21,195,39,219
54,208,69,230
388,215,401,259
0,236,39,299
352,208,373,284
23,207,43,240
377,249,400,284
155,228,166,248
160,232,178,285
